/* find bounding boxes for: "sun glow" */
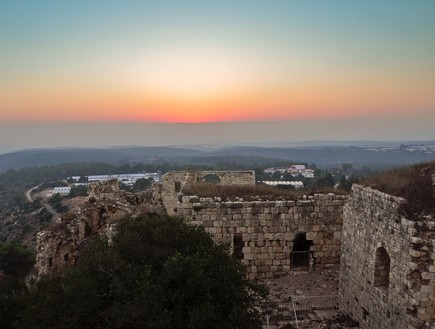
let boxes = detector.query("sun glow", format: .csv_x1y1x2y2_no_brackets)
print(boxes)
125,47,254,103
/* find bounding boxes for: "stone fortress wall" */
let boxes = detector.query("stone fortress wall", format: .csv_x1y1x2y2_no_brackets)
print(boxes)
177,194,346,280
339,184,435,329
161,170,256,216
31,169,435,328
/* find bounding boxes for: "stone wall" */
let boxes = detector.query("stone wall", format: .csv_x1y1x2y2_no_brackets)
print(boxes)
161,170,256,216
33,203,132,279
339,184,435,329
31,180,157,281
177,193,347,280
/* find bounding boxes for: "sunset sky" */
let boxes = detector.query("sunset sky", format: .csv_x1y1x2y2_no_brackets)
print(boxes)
0,1,434,152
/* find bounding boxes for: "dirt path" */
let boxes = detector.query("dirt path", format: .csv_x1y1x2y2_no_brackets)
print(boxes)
25,184,60,219
25,184,41,202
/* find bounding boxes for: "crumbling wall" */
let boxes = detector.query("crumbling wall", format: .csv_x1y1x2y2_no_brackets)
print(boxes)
177,193,347,280
32,180,156,281
339,184,435,329
161,170,256,216
88,179,123,202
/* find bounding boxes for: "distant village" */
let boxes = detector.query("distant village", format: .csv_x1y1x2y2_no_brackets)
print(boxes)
51,172,161,196
49,163,331,197
262,164,315,189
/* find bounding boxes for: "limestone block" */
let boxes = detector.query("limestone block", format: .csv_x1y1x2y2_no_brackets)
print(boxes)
410,250,423,257
421,286,434,294
244,253,255,260
306,232,316,241
242,247,252,254
258,265,270,272
284,232,294,241
422,272,435,281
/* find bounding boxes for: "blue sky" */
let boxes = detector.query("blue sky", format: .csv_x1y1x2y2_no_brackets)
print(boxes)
0,0,434,152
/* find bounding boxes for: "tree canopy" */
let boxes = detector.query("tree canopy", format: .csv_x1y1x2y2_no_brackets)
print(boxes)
0,243,35,329
16,215,267,329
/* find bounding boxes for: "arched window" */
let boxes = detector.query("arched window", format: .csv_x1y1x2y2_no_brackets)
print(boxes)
202,174,221,184
374,247,390,288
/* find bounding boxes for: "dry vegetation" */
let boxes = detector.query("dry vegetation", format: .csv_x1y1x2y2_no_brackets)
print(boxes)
183,182,301,201
363,161,435,216
182,182,347,201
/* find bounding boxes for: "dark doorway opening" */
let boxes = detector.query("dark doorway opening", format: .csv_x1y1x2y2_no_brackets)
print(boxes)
291,232,313,268
374,247,390,288
233,233,244,260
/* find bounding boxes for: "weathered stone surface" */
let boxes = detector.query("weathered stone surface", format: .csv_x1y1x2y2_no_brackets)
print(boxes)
30,180,160,282
339,184,435,329
31,170,435,329
177,194,347,279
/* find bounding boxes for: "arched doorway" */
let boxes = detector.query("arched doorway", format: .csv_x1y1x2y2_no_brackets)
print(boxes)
374,247,390,288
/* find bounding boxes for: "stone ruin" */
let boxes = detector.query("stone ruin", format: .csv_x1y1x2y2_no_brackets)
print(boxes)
30,179,163,280
30,170,435,328
339,184,435,328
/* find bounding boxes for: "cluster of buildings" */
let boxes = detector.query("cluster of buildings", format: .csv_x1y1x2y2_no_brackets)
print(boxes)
264,164,315,178
51,172,161,196
69,172,161,186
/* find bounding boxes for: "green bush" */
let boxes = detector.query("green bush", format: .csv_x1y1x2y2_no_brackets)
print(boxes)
17,216,267,329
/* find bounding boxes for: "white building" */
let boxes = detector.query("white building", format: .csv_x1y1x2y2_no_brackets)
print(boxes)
262,181,304,189
290,164,306,171
52,186,71,195
69,172,161,186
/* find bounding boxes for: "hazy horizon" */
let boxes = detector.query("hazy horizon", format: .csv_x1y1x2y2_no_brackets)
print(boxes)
1,118,434,155
1,1,434,154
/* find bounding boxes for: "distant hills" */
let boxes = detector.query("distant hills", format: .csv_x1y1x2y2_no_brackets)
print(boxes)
0,143,434,173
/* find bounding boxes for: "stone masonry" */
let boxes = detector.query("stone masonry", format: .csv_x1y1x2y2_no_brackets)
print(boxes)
31,180,156,281
161,170,256,216
30,168,435,328
177,193,346,280
339,184,435,329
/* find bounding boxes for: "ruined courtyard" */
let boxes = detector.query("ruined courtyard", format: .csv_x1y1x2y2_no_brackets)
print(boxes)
31,166,435,329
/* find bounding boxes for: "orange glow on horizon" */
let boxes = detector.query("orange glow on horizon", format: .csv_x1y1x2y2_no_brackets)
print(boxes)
1,67,434,124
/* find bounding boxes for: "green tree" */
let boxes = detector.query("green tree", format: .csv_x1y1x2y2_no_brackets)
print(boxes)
77,176,88,183
48,194,68,213
68,185,88,197
133,177,154,192
338,175,358,191
316,173,335,188
0,243,34,329
341,163,353,175
18,216,267,329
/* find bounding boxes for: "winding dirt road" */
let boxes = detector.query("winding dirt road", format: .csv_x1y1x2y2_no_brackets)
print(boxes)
25,184,60,219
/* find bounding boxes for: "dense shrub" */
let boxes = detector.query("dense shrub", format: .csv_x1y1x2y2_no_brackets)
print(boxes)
363,161,435,216
17,216,267,329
